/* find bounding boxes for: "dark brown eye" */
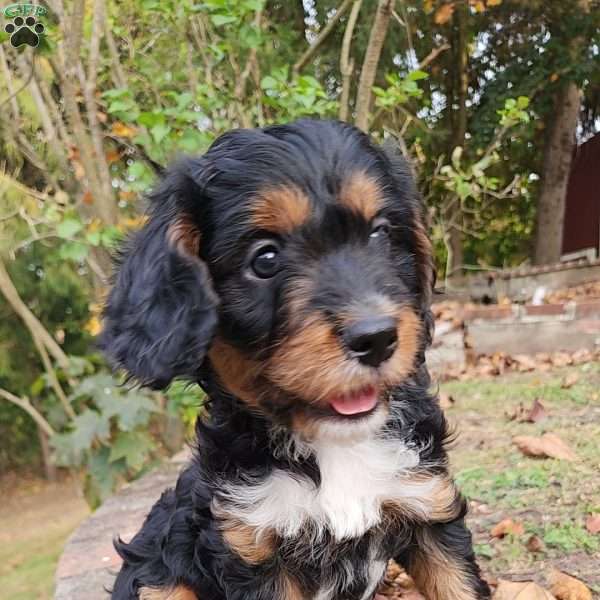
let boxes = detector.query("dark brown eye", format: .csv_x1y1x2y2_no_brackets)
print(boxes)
369,219,390,240
251,244,281,278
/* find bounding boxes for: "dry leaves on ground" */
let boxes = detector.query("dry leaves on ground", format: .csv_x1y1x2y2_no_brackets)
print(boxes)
549,570,592,600
439,348,600,381
546,281,600,304
513,433,577,461
584,514,600,534
560,372,580,389
491,518,525,538
525,534,545,553
506,398,547,423
493,580,555,600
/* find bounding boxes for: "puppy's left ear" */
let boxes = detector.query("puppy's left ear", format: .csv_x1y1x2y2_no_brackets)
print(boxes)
381,139,435,310
100,161,219,389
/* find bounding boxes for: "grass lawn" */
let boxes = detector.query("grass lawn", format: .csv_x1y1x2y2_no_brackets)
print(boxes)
443,361,600,593
0,475,89,600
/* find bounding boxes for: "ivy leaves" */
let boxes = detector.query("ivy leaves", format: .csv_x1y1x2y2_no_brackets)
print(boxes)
50,371,160,506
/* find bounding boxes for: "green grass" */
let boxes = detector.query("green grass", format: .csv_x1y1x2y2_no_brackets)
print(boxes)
0,523,74,600
540,522,600,554
443,362,600,586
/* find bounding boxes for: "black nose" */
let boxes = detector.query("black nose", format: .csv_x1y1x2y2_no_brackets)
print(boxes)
343,317,398,367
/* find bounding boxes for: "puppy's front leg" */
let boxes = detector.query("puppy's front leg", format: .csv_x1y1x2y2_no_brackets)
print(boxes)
400,519,490,600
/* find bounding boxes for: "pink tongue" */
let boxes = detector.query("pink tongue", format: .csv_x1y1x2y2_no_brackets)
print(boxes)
329,387,378,415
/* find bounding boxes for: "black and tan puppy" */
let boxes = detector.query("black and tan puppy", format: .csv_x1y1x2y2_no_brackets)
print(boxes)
101,119,490,600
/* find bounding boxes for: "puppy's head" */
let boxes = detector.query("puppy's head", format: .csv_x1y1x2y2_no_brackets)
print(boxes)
101,119,433,440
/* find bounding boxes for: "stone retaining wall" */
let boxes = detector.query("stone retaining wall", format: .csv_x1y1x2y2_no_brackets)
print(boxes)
468,259,600,303
54,453,188,600
464,300,600,356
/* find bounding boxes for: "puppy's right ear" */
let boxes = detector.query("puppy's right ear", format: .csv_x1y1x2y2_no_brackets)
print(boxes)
100,161,219,389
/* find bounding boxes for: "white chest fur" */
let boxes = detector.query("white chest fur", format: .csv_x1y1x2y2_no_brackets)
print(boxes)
220,436,439,541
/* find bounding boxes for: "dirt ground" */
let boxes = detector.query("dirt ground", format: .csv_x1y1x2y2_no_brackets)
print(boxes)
0,472,89,600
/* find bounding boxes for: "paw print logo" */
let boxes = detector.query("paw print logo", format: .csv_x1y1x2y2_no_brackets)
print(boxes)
4,15,45,48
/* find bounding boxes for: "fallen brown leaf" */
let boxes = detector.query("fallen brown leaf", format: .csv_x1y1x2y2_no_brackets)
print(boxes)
513,433,577,461
507,399,547,423
585,514,600,534
491,518,525,538
561,373,579,389
514,354,538,372
525,398,547,423
549,570,592,600
525,534,545,553
551,352,573,368
493,580,555,600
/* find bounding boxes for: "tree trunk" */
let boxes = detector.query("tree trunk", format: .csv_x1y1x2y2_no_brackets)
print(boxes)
533,0,589,265
339,0,363,122
446,2,469,281
354,0,394,131
533,83,582,265
37,425,58,481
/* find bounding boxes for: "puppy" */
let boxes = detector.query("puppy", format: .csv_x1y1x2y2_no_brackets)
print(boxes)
101,119,490,600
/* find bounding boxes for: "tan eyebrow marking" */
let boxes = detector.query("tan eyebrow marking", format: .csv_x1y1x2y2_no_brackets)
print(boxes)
338,172,384,221
251,185,311,233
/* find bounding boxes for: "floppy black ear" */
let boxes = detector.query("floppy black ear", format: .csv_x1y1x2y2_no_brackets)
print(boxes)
100,162,219,389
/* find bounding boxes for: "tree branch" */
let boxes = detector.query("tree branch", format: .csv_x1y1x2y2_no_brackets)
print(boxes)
293,0,354,75
104,19,127,89
354,0,394,131
339,0,363,121
419,43,450,69
31,328,76,420
0,257,70,368
0,388,56,438
0,46,35,113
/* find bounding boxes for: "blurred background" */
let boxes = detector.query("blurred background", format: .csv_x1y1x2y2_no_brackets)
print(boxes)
0,1,599,598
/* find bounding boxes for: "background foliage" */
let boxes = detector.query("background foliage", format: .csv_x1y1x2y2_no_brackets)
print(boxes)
0,0,598,505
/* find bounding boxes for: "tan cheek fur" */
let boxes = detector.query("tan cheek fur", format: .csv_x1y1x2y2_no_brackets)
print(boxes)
266,314,351,402
208,337,263,406
380,306,421,385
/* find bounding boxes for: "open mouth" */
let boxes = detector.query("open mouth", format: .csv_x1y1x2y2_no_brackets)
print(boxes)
328,385,379,417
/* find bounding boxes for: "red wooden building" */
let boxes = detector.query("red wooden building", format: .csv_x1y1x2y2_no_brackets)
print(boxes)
562,133,600,260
